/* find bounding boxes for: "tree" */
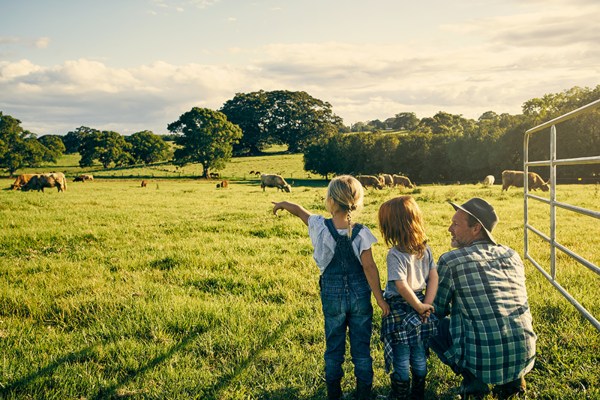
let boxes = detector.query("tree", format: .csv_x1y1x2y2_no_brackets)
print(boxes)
221,90,343,154
78,130,131,168
391,112,419,131
38,135,66,162
126,130,171,164
168,107,242,178
220,91,272,155
63,126,99,153
0,112,58,175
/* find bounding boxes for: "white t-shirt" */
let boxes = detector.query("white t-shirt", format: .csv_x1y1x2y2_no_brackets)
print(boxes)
383,245,435,297
307,214,378,274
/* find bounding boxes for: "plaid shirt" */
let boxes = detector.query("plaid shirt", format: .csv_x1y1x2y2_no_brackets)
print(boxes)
380,294,438,373
434,240,537,384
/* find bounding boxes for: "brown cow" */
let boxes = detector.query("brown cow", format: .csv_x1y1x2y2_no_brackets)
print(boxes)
74,174,94,182
380,174,394,187
141,180,148,187
357,175,384,189
261,174,291,192
501,170,549,192
392,174,415,188
22,172,67,192
11,173,39,190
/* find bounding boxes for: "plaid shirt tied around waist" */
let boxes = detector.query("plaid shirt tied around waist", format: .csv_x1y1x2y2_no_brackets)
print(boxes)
380,293,438,373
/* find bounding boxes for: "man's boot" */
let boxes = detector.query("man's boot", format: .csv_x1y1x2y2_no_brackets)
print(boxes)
459,370,490,399
355,380,372,400
326,379,342,400
389,378,410,400
410,375,426,400
493,376,526,399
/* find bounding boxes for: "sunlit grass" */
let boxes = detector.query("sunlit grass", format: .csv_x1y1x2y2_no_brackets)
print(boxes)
0,175,598,399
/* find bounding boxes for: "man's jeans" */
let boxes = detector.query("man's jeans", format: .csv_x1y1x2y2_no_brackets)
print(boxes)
391,342,427,382
321,292,374,385
429,317,461,374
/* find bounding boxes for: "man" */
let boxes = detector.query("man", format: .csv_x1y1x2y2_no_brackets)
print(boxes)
431,198,536,399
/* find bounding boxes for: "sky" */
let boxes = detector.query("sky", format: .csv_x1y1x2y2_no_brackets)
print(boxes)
1,0,599,136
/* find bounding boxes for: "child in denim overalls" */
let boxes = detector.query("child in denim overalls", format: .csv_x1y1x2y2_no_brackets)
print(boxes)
377,196,438,399
272,175,390,400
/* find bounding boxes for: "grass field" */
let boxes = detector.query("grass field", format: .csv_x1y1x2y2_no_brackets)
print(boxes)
1,154,599,399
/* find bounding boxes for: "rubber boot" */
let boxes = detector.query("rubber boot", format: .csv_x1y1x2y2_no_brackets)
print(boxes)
493,376,526,399
355,380,372,400
389,378,411,400
459,370,490,399
410,375,426,400
327,379,342,400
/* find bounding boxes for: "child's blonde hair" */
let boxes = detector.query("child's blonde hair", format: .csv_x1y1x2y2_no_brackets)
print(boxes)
378,195,428,258
326,175,364,238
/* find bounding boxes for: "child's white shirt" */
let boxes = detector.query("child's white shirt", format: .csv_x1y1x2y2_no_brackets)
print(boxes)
307,214,378,274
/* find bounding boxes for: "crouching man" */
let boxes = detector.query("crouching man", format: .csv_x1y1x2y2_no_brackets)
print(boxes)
431,198,536,399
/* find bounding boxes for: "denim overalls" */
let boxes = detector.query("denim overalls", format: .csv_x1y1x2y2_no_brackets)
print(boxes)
320,219,374,386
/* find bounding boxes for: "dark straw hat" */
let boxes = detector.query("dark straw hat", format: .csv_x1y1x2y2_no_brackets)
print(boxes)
449,197,498,244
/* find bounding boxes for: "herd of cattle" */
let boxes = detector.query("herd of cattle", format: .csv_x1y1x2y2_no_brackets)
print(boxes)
9,170,550,193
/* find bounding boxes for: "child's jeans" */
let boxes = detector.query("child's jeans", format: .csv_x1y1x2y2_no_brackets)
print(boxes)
391,341,427,382
321,293,374,385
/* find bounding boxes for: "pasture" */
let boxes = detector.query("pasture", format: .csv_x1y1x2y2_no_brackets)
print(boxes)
0,174,599,399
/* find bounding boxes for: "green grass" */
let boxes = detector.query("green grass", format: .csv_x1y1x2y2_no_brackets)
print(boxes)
0,165,599,399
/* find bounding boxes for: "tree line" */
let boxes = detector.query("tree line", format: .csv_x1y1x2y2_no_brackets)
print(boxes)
304,86,600,183
1,85,598,180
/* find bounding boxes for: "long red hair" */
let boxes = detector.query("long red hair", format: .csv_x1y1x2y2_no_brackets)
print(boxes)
378,196,428,258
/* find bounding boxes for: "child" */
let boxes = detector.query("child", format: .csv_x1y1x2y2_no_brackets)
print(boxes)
377,196,438,400
272,175,390,400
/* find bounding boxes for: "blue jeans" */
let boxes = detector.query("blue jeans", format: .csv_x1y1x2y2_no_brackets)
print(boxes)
429,317,462,374
321,292,374,385
391,342,427,382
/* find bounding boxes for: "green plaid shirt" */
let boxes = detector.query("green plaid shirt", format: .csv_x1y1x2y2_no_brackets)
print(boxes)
434,240,537,384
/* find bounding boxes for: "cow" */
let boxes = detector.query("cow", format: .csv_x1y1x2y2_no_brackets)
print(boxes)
261,174,291,192
501,170,549,192
392,174,415,188
141,180,148,187
11,173,39,190
22,172,67,192
217,180,229,189
482,175,495,186
74,174,94,182
209,172,220,179
381,174,394,187
357,175,384,189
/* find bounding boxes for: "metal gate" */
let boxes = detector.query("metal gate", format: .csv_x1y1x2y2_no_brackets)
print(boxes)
524,98,600,332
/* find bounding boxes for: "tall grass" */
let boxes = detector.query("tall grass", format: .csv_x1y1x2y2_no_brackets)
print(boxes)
0,174,598,399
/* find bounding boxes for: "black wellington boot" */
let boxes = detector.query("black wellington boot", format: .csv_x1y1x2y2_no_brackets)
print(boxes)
389,378,410,400
327,379,342,400
410,375,425,400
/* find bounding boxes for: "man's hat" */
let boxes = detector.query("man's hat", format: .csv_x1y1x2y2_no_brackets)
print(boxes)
449,197,498,244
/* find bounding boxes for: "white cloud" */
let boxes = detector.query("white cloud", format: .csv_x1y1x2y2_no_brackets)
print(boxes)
2,0,599,134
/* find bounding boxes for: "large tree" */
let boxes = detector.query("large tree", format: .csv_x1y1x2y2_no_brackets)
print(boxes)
0,112,59,175
63,126,99,154
220,91,272,155
168,107,242,178
220,90,343,154
126,130,171,164
78,130,132,168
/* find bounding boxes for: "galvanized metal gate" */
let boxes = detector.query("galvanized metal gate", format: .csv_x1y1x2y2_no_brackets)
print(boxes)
524,99,600,332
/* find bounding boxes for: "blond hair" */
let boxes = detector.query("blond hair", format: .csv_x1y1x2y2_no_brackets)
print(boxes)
326,175,364,238
378,195,428,258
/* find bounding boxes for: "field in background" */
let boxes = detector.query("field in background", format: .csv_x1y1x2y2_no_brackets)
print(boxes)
1,159,599,399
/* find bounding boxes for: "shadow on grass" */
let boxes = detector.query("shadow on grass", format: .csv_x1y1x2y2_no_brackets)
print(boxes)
1,319,307,399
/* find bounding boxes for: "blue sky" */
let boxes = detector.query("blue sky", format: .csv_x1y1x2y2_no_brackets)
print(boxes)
1,0,599,135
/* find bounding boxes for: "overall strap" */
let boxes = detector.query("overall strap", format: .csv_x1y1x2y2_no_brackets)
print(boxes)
324,218,364,243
